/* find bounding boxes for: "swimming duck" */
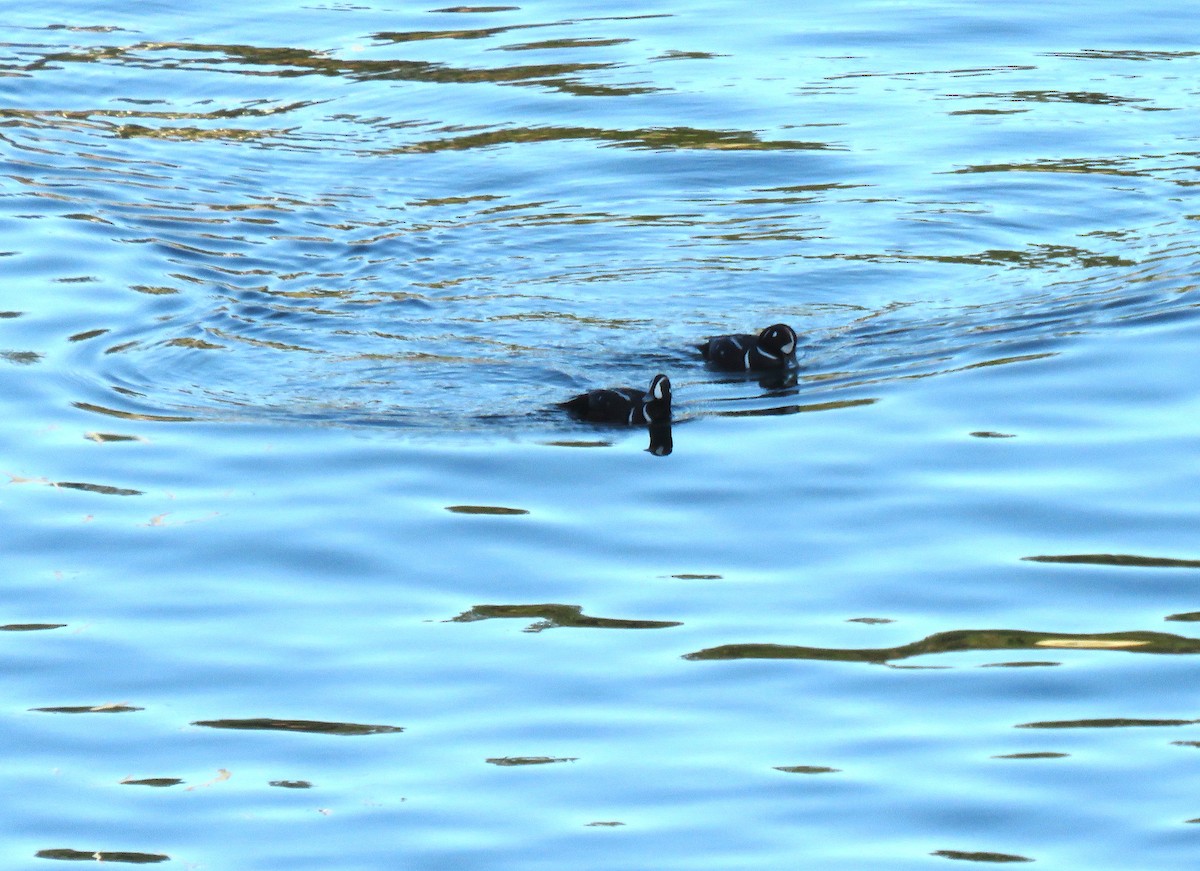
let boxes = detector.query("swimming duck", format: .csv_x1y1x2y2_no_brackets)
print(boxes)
560,373,671,425
698,323,798,371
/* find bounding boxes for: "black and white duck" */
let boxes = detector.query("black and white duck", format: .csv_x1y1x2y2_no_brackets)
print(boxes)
559,373,672,425
698,323,798,371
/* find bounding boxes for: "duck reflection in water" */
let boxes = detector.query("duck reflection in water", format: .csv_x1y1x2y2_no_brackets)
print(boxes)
647,422,673,456
559,373,673,457
755,370,798,391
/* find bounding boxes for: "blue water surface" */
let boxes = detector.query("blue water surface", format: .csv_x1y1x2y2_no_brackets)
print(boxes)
3,0,1200,868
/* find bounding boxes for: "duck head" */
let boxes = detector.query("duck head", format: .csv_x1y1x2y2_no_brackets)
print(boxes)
758,324,797,357
643,373,672,422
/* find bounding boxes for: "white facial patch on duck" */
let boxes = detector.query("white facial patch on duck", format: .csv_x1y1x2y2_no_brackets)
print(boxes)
652,374,672,403
781,339,795,354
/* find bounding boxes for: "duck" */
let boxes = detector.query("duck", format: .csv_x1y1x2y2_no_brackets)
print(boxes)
560,373,671,425
698,323,798,371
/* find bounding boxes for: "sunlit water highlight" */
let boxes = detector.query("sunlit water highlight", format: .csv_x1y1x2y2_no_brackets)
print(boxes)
3,0,1200,868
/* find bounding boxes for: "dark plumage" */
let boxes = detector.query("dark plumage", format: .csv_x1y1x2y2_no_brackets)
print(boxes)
560,374,671,425
647,423,673,456
698,323,798,371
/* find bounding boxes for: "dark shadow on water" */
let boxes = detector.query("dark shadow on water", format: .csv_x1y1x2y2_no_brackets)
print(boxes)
931,849,1033,863
1024,553,1200,568
31,704,144,714
445,504,529,515
2,623,66,631
683,628,1200,664
992,752,1069,759
55,481,143,497
449,603,681,632
430,6,523,12
1018,717,1197,729
191,717,404,736
36,849,169,864
84,431,145,443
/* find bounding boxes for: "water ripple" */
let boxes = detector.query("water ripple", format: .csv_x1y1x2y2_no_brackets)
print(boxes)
5,15,1199,430
5,3,1200,870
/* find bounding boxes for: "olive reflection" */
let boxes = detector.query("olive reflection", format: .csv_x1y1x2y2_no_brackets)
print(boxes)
683,627,1200,664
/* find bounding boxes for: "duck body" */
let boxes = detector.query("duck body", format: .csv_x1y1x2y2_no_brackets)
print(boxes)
698,323,798,371
560,374,671,425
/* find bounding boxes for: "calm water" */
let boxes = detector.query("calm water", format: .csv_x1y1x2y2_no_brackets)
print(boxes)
3,0,1200,867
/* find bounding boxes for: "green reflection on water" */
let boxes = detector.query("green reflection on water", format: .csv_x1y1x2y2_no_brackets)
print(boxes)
684,628,1200,664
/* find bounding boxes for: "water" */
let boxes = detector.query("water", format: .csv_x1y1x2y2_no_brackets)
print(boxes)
3,0,1200,867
